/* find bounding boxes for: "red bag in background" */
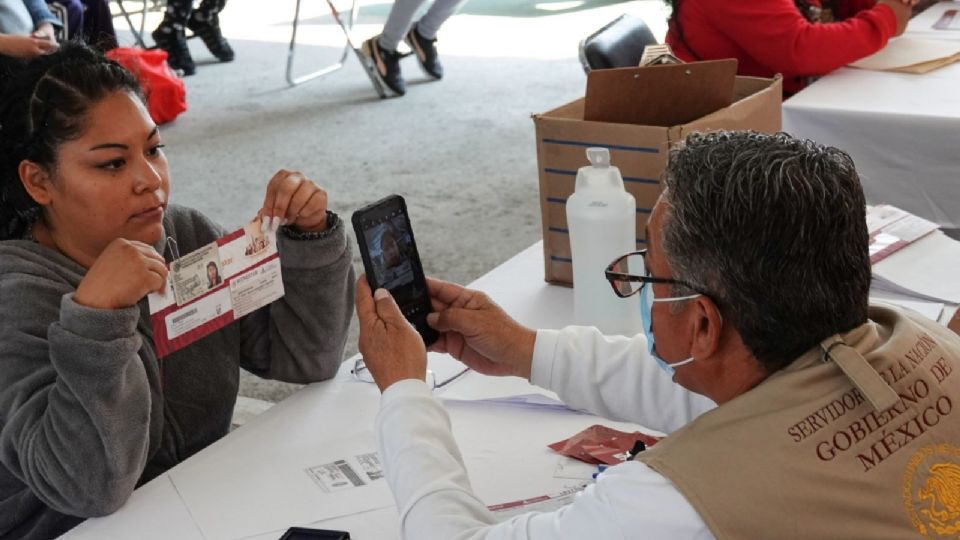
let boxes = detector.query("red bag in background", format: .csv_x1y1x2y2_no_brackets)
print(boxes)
106,47,187,124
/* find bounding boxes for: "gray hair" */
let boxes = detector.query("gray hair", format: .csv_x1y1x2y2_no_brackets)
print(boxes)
661,131,870,374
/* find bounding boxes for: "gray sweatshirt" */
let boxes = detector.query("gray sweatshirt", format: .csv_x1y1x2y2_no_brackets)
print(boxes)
0,205,355,539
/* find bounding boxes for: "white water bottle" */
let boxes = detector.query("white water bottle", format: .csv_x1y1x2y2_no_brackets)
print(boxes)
566,147,641,336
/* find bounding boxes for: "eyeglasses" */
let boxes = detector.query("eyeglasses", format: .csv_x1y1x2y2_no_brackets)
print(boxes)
604,249,704,299
351,357,471,392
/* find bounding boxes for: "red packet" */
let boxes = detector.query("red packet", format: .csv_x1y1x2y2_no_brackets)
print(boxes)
548,424,661,465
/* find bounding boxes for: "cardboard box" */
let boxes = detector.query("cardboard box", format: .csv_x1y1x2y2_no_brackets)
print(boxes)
532,74,783,285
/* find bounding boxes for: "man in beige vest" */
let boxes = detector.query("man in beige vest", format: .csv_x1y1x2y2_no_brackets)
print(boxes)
356,131,960,539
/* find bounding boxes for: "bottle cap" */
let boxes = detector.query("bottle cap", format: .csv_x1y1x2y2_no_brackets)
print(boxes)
586,147,610,168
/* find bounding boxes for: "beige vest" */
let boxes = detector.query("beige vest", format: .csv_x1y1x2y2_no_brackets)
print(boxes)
637,305,960,539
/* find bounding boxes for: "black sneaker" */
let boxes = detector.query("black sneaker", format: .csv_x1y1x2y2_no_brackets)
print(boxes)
152,26,196,76
187,12,235,62
361,37,406,97
404,23,442,79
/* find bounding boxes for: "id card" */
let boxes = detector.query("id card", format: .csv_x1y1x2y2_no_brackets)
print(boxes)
148,217,285,358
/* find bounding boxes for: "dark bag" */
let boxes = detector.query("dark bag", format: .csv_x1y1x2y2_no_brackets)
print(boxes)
578,14,658,73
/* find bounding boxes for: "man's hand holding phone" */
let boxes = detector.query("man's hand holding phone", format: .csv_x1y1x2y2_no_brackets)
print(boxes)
352,195,438,346
425,278,537,380
354,274,538,393
356,276,428,392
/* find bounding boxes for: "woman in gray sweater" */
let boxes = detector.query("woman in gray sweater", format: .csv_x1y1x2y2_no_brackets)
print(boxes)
0,44,355,539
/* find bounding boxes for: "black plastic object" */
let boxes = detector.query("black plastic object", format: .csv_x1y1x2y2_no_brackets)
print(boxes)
278,527,350,540
578,14,658,73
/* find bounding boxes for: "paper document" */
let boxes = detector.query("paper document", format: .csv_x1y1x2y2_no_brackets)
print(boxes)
553,456,600,481
934,8,960,30
168,431,393,540
148,217,284,358
866,205,939,264
443,393,577,413
870,289,945,322
907,2,960,38
488,485,587,521
872,232,960,304
850,37,960,72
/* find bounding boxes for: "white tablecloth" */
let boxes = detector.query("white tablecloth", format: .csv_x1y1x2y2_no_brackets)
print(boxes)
783,62,960,233
55,239,960,539
783,6,960,234
62,244,620,540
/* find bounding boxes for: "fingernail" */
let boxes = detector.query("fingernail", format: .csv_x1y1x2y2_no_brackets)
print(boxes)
374,288,390,300
271,217,280,232
281,218,289,226
426,313,438,326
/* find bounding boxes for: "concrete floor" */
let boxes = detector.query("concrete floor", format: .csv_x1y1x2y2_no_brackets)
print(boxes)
118,0,670,406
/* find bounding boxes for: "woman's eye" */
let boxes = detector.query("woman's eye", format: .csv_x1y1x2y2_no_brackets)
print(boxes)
98,159,125,170
148,144,166,156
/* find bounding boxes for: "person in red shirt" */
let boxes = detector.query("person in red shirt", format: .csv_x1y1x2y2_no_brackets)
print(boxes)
664,0,922,96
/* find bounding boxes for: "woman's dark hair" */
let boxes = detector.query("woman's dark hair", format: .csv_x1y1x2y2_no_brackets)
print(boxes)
665,0,820,59
0,41,144,240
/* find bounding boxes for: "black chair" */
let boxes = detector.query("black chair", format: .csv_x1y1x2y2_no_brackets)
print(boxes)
578,14,658,73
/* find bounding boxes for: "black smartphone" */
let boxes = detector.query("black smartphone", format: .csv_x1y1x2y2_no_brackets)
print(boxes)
278,527,350,540
352,195,439,346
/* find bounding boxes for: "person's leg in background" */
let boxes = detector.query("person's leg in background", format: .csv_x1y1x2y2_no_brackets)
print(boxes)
361,0,467,96
79,0,117,51
187,0,233,63
404,0,467,79
361,0,427,96
152,0,196,75
45,0,82,42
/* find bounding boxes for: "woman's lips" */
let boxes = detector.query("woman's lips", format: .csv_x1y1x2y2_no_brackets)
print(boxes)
131,204,165,221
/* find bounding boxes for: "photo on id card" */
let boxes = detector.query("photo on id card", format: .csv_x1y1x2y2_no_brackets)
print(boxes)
244,216,272,258
170,242,224,306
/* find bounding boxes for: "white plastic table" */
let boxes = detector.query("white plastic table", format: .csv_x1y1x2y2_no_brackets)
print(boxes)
782,6,960,236
62,243,631,540
57,239,960,539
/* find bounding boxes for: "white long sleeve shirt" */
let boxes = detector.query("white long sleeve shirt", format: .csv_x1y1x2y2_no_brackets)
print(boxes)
375,326,718,540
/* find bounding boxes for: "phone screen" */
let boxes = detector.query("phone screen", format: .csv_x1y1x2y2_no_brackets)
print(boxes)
363,215,416,294
353,195,438,346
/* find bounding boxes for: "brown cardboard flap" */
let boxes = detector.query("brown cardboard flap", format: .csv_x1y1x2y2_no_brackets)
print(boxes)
534,74,781,285
583,59,738,127
679,75,783,139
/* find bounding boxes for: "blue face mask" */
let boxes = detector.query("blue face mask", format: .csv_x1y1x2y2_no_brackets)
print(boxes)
639,284,700,376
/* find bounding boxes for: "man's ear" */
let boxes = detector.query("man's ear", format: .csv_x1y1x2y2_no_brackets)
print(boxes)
18,160,54,205
690,296,723,360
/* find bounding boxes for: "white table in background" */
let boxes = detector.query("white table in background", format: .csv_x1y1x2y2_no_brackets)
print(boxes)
782,6,960,236
58,239,960,539
63,243,644,540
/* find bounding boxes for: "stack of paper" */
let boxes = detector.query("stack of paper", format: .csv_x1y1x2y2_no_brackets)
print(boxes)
867,204,939,264
869,289,945,322
872,231,960,304
863,205,960,319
